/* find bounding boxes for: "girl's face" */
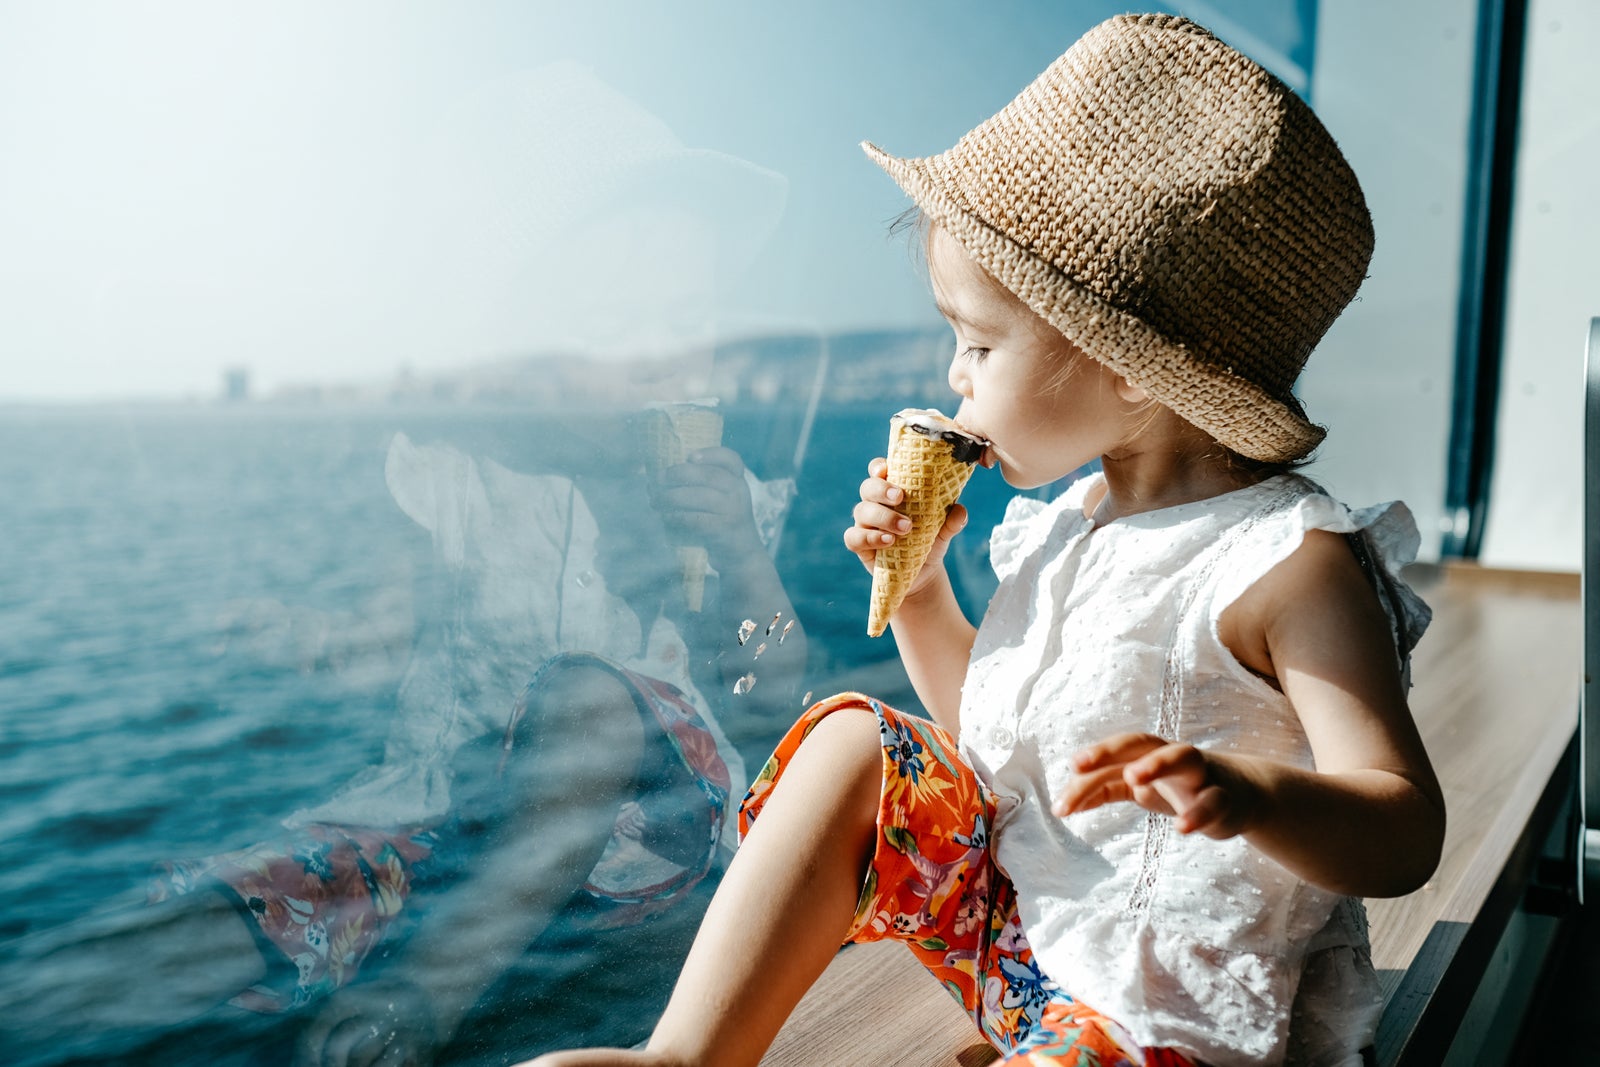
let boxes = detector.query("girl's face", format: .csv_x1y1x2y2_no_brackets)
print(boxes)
928,228,1142,489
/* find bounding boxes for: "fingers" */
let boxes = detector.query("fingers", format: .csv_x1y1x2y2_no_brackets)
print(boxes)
938,503,970,543
328,1017,402,1067
682,445,744,476
654,482,749,528
1054,764,1135,816
1055,735,1169,815
844,458,972,573
295,1002,390,1067
850,498,909,542
650,452,760,556
1174,784,1232,837
1058,737,1223,832
845,458,906,566
1125,742,1209,792
1067,732,1168,773
652,452,748,506
295,1009,339,1067
858,461,905,513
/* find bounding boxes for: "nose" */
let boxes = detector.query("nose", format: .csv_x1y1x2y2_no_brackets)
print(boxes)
947,351,972,399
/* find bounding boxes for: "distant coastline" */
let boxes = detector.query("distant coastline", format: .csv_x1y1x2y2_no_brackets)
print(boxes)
0,326,957,413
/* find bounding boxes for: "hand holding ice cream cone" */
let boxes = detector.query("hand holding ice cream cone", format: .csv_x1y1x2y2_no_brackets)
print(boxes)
865,408,987,637
640,401,724,612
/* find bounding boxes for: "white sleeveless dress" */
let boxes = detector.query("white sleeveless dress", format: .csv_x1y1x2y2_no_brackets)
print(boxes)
959,473,1430,1066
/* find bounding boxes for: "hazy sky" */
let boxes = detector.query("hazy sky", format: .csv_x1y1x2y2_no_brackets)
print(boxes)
0,1,1309,401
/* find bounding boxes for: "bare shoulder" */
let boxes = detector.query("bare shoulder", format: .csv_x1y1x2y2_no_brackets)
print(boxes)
1219,527,1394,688
1254,527,1376,606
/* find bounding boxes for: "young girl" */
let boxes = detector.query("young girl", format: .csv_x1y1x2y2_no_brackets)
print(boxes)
527,14,1443,1067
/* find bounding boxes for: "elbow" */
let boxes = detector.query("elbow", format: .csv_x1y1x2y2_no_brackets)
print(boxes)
1368,794,1447,898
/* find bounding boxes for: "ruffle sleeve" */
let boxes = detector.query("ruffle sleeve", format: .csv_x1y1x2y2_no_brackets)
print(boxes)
988,474,1100,583
1211,484,1432,680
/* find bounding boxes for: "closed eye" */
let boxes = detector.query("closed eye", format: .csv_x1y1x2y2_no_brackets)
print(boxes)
960,346,990,363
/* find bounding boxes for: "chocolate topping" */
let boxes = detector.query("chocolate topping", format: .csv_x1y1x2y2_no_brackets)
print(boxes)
894,408,989,464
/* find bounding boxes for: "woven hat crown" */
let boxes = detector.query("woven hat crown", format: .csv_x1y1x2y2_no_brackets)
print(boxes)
864,14,1374,462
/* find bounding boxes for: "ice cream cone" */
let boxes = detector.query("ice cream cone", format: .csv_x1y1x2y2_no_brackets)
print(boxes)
641,402,724,612
868,409,986,637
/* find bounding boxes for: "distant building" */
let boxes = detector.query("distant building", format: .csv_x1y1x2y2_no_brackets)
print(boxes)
223,366,250,403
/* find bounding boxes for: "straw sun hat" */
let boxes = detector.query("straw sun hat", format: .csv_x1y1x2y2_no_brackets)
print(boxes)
864,14,1373,463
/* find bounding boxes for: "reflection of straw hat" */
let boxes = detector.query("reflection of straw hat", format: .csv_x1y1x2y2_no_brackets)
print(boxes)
454,63,784,263
406,62,787,360
864,14,1373,462
429,62,786,285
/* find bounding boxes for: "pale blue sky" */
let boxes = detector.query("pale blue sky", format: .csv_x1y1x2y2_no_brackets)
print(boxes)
0,1,1310,400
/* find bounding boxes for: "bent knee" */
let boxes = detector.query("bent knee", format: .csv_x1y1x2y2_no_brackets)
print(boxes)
493,661,648,807
790,705,884,808
801,702,884,759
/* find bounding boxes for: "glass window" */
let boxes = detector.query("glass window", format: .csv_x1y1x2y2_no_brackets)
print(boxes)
0,1,1518,1063
1481,0,1596,570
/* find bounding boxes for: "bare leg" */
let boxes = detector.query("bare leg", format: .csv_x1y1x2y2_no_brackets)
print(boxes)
0,887,267,1054
295,659,651,1066
521,704,883,1067
403,660,648,1035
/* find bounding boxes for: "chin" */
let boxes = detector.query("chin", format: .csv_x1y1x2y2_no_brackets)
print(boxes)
1001,460,1090,491
999,466,1044,490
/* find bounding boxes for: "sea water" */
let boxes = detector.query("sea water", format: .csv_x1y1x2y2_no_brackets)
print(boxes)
0,401,1056,1064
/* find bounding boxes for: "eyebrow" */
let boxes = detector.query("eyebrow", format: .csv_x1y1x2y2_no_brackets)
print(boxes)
933,296,1007,336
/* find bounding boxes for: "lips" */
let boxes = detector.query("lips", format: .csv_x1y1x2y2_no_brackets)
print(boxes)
953,417,994,468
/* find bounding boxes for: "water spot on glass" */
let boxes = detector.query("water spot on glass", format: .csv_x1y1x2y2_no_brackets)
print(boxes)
780,619,795,643
737,619,757,645
765,612,781,636
575,570,595,588
801,690,813,706
753,642,767,659
733,673,757,695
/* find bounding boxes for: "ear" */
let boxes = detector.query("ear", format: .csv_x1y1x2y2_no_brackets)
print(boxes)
1115,376,1149,404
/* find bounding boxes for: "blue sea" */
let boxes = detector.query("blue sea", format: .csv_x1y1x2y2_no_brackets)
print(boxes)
0,400,1058,1064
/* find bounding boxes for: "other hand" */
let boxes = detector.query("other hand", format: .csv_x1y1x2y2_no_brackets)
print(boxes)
1054,732,1261,839
649,447,761,563
843,457,968,593
294,977,440,1067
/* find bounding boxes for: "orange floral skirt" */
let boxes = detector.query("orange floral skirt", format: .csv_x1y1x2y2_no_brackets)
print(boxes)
740,694,1196,1066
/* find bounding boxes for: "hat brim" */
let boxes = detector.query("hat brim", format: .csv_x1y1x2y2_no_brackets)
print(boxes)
863,141,1326,463
620,147,788,274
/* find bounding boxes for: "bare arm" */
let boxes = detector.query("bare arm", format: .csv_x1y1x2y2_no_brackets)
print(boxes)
654,448,809,773
844,457,976,735
1060,529,1445,898
656,447,808,688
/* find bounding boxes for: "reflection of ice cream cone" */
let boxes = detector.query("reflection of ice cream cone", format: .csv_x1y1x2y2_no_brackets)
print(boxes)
869,409,987,637
641,401,724,612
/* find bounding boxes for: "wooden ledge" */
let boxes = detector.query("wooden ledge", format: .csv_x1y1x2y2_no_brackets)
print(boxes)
762,567,1581,1066
1412,559,1578,596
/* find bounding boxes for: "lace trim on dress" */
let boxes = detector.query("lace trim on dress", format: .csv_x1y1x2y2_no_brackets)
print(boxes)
1126,483,1306,916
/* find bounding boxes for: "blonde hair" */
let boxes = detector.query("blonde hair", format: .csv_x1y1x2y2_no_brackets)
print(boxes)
904,211,1086,393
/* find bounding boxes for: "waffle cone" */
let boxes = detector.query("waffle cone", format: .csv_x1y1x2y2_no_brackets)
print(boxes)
868,417,976,637
641,404,724,612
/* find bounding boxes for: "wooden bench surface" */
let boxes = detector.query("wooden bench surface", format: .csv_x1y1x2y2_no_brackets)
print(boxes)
760,564,1582,1066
